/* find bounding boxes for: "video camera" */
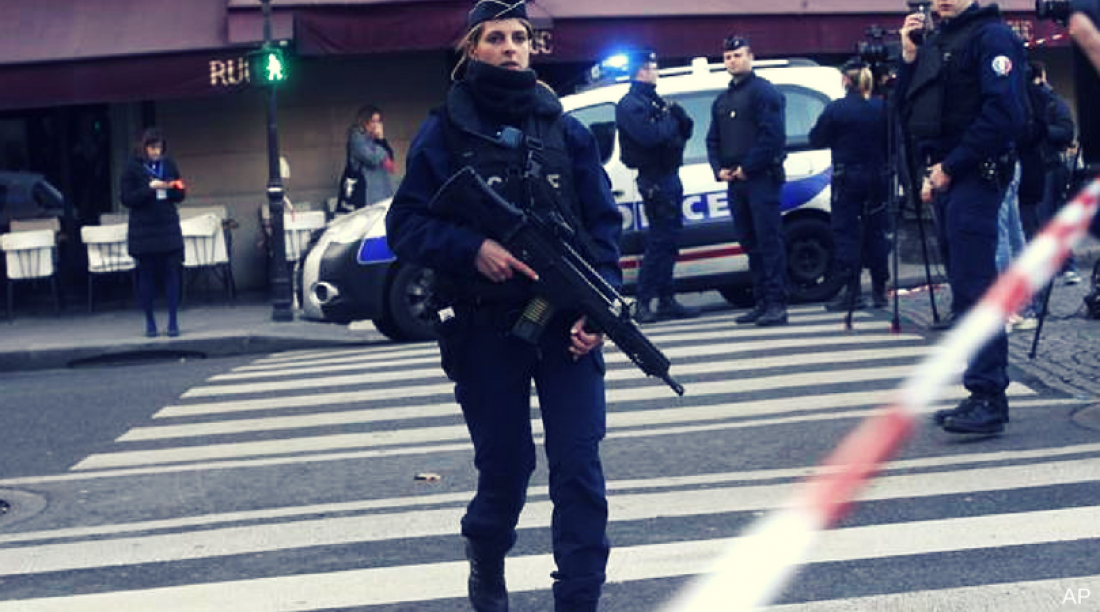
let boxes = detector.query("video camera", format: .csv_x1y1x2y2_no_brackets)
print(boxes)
857,25,896,67
855,25,902,94
1035,0,1100,26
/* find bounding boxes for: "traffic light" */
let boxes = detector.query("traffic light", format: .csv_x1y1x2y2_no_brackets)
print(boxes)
249,47,288,86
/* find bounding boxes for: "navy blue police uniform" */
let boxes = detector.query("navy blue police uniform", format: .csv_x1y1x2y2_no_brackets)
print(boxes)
385,52,622,611
706,45,788,325
615,55,696,322
808,74,891,309
897,2,1026,433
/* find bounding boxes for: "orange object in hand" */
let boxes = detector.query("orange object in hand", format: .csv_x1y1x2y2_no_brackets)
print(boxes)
168,179,186,190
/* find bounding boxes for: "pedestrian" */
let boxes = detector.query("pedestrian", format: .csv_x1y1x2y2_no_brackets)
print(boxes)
1018,61,1079,283
384,1,622,610
336,104,396,214
808,59,891,312
119,127,186,338
705,35,789,326
897,0,1026,434
995,161,1039,331
615,49,698,323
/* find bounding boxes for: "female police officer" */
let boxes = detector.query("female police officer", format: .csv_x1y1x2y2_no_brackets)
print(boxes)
808,60,891,312
385,2,622,610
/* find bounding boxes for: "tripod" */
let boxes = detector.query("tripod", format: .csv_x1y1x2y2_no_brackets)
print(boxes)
855,75,942,332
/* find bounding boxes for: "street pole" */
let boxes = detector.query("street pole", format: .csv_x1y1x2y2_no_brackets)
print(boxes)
261,0,293,322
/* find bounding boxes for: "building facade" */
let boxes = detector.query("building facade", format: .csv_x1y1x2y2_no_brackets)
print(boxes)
0,0,1079,294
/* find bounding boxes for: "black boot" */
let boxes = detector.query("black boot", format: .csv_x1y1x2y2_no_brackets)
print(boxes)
755,304,788,326
657,296,700,320
466,542,508,612
634,298,657,324
942,393,1009,434
735,303,767,324
824,288,866,312
933,394,1011,426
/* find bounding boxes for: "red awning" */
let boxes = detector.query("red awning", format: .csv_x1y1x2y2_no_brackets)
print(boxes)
0,0,1070,112
0,50,258,112
291,7,1067,64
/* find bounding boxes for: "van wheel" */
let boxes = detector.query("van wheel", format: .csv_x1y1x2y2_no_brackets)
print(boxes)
785,217,841,303
378,263,438,342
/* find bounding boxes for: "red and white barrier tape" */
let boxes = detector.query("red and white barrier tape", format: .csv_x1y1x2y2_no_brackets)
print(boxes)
662,177,1100,611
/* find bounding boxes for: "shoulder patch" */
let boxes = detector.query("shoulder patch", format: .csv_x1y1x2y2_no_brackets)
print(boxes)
991,55,1013,77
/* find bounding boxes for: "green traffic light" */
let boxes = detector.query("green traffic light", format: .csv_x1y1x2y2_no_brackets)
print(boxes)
263,51,286,82
250,47,288,85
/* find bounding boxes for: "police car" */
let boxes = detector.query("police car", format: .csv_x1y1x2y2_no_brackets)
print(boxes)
301,56,844,341
566,55,845,306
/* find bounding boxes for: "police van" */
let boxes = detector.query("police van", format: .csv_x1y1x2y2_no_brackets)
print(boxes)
300,57,844,341
563,55,845,306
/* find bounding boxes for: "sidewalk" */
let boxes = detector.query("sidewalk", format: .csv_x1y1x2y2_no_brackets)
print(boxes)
0,292,384,373
889,237,1100,401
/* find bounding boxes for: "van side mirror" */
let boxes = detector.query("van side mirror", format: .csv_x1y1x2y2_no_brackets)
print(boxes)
589,121,617,166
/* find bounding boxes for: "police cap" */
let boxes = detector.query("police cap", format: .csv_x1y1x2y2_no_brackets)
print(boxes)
723,35,750,52
468,0,528,30
625,49,658,74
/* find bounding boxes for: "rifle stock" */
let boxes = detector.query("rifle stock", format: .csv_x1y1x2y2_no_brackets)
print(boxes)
429,166,685,396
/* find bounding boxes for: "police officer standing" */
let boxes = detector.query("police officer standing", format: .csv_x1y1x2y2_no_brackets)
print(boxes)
386,2,621,610
615,50,698,323
897,0,1026,434
706,35,789,326
809,59,891,312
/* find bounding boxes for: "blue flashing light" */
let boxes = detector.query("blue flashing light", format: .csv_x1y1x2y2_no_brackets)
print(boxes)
602,54,630,71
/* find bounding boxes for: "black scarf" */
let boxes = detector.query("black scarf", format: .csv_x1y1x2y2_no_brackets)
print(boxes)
464,60,538,124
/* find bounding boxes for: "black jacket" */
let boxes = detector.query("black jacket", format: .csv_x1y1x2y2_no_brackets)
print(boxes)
896,3,1026,178
616,81,691,177
119,156,185,256
705,71,786,179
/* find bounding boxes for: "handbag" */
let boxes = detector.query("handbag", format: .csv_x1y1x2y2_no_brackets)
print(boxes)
336,162,367,214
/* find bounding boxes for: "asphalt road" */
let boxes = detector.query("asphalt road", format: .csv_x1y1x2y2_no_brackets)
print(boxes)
1,304,1098,611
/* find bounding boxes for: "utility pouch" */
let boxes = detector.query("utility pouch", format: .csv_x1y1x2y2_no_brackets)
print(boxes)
642,183,679,221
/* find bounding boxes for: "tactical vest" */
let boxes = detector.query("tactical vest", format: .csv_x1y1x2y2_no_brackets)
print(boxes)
434,83,590,303
904,11,999,143
618,91,684,176
714,75,760,167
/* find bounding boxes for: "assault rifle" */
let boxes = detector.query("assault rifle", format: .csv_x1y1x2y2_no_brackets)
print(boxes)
428,166,685,396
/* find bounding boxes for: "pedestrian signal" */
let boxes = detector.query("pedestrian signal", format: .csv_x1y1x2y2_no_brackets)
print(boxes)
249,48,288,86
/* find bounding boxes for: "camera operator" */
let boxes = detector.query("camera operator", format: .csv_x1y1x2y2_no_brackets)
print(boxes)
615,49,699,323
896,0,1027,435
809,59,891,312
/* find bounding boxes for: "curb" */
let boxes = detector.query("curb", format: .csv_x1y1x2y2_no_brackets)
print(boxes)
0,333,375,373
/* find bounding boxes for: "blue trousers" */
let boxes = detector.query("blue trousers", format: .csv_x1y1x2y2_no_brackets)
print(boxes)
445,310,610,610
729,173,787,307
135,251,181,329
636,173,684,303
935,172,1009,395
831,168,890,293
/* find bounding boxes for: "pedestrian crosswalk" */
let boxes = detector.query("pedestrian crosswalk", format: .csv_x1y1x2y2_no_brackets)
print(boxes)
1,306,1096,611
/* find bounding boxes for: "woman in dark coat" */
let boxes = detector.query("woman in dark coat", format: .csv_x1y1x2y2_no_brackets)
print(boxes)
119,127,186,337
